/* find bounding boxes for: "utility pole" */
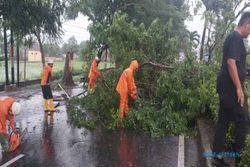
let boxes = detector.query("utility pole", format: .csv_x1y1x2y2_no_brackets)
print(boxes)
24,49,27,87
10,29,14,85
3,27,9,85
16,38,20,87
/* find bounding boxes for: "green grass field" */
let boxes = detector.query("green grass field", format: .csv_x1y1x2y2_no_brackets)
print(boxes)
0,61,114,84
0,61,84,84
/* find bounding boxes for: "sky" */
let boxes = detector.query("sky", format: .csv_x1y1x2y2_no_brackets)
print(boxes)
61,14,91,44
184,0,204,36
62,13,205,45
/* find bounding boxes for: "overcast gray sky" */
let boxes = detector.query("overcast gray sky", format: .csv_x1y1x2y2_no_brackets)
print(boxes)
62,14,91,44
62,12,203,45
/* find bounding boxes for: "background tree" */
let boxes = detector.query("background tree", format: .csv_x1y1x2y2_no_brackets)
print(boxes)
43,43,62,57
66,0,189,59
0,32,3,63
0,0,64,66
197,0,250,61
28,0,64,66
182,30,200,50
78,41,88,60
66,0,188,28
62,36,79,54
80,41,95,61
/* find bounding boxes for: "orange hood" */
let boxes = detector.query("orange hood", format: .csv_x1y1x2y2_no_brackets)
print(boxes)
129,60,139,72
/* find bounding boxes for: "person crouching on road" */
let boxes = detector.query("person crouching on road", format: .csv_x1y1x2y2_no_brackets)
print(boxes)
116,59,139,121
41,59,55,112
88,56,101,94
0,96,21,152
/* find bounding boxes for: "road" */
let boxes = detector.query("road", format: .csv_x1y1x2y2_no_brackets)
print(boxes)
0,85,199,167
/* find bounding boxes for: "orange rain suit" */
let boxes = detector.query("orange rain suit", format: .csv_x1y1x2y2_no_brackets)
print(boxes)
88,59,101,92
116,60,138,119
41,65,55,111
0,97,15,134
0,96,20,151
41,65,53,86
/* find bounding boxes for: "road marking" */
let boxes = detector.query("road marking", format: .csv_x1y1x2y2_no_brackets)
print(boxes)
0,154,25,167
177,135,185,167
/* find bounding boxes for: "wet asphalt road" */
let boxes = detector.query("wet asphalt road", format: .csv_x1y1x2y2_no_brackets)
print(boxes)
0,85,199,167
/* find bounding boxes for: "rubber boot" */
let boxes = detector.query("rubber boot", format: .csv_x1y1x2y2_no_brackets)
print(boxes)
88,86,94,94
43,99,49,112
48,99,55,112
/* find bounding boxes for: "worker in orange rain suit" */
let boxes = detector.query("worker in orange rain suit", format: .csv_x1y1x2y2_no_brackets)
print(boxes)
0,96,21,152
41,59,55,112
116,60,139,119
88,56,101,94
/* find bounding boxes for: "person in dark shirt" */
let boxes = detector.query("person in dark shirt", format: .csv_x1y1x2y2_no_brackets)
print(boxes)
212,12,250,167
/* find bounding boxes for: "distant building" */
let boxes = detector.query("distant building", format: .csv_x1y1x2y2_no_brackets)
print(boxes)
27,50,63,62
28,50,42,62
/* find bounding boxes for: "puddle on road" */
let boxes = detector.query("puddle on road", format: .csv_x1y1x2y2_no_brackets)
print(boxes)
0,86,195,167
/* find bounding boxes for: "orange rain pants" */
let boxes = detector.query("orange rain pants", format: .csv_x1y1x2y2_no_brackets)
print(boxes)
88,59,101,93
116,60,138,119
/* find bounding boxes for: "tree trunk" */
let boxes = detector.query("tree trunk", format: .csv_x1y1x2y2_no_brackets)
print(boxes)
3,26,9,85
36,33,45,67
10,29,14,84
62,51,75,86
199,17,208,61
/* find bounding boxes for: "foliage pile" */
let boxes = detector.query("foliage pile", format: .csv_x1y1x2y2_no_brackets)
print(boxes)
68,13,219,136
68,57,219,137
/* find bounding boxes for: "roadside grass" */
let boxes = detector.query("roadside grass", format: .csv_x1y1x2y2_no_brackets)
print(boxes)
0,61,114,84
0,61,84,84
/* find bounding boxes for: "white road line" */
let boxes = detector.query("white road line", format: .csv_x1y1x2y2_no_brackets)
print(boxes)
177,135,185,167
0,154,25,167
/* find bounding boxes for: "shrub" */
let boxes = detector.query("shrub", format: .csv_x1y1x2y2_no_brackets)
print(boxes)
239,134,250,167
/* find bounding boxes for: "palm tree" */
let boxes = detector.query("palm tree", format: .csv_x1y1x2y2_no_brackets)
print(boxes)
189,31,200,48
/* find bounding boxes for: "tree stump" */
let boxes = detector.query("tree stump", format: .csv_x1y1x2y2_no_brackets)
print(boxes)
62,51,76,86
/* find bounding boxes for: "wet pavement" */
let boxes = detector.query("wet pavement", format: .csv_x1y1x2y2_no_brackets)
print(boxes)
0,85,199,167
